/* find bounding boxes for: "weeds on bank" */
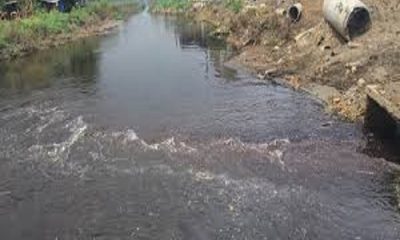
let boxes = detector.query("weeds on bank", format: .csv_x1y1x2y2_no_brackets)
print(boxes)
224,0,242,13
0,0,138,52
151,0,191,12
151,0,243,13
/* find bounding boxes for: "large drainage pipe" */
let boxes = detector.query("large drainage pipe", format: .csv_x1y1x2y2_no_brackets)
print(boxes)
288,3,303,22
323,0,371,40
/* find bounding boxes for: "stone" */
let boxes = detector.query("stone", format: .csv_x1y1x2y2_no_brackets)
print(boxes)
275,8,287,16
357,78,366,88
333,97,341,104
192,2,206,10
294,27,316,48
257,73,266,80
366,83,400,120
277,58,284,64
264,68,278,77
304,83,342,104
347,42,362,49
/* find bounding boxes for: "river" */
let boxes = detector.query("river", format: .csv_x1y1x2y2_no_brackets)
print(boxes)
0,12,399,239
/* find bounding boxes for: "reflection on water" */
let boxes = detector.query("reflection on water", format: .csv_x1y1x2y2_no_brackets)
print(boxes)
168,16,238,81
0,39,100,92
0,15,237,94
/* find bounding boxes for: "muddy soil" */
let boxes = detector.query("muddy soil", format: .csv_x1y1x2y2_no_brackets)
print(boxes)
190,0,400,121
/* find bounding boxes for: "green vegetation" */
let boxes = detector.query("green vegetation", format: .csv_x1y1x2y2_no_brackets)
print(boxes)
151,0,192,12
224,0,243,13
151,0,242,14
0,0,139,57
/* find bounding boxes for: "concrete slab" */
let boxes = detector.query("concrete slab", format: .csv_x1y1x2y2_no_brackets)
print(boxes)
303,83,341,104
366,82,400,120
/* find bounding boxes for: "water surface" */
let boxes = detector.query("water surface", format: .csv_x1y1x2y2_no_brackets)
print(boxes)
0,12,399,240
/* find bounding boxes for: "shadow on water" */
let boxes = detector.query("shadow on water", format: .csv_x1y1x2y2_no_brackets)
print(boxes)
363,96,400,163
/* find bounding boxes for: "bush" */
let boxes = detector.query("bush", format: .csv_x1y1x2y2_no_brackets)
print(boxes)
224,0,243,13
69,7,91,26
152,0,191,11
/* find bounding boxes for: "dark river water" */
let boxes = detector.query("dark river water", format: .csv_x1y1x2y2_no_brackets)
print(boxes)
0,12,400,239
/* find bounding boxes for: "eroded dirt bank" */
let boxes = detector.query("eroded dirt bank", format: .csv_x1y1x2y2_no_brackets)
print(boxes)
189,0,400,121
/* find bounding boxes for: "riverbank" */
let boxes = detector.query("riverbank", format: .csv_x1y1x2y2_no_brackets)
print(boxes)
154,0,399,121
0,0,141,60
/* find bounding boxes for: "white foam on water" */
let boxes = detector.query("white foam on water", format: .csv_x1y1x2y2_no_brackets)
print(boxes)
189,168,276,192
125,129,139,141
0,107,31,120
193,170,216,181
2,105,58,123
36,109,65,133
143,137,198,153
105,163,175,176
27,123,291,181
113,129,198,154
356,170,375,175
29,116,88,162
50,116,87,159
111,129,139,141
211,137,290,168
187,167,285,217
107,130,289,163
214,137,289,151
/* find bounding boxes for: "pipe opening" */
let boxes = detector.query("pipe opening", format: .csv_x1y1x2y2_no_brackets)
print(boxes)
288,5,301,22
347,7,371,39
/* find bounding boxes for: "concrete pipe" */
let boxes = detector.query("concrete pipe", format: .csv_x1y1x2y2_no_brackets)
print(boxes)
323,0,371,40
288,3,303,22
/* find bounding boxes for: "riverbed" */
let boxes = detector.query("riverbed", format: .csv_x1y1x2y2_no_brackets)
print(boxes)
0,12,399,239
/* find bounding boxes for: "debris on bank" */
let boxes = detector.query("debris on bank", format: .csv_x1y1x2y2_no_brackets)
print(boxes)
188,0,399,121
323,0,371,40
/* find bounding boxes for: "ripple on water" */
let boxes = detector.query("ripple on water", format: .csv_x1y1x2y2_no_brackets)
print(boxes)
0,103,399,239
0,13,398,239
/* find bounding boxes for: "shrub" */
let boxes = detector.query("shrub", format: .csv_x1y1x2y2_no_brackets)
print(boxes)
224,0,243,13
152,0,191,11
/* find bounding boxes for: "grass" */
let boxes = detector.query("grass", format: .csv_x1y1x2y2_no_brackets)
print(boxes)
0,0,139,55
151,0,243,13
151,0,192,12
223,0,243,13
